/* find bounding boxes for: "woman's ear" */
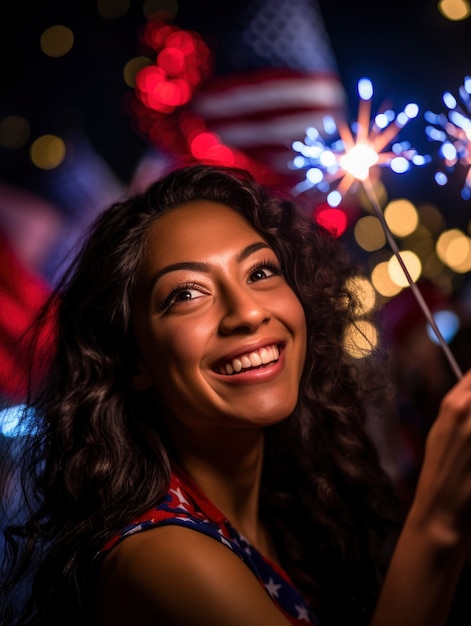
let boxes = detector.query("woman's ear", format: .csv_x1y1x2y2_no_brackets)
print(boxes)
131,357,153,391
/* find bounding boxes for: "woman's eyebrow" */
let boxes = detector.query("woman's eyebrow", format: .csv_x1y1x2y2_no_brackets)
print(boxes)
237,242,271,262
149,241,272,290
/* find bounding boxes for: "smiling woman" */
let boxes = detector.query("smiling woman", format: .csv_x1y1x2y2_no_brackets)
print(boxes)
2,164,471,626
130,200,306,430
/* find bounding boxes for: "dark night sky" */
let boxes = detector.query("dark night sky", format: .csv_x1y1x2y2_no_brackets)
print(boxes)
1,0,470,226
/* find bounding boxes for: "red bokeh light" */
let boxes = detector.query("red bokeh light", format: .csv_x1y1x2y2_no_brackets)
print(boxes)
157,47,186,75
135,19,212,116
314,206,348,238
166,31,196,56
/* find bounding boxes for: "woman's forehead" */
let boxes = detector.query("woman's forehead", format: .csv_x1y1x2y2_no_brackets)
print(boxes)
145,201,263,254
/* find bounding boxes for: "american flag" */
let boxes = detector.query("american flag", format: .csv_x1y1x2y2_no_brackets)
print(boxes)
189,0,347,182
131,0,347,188
192,67,346,181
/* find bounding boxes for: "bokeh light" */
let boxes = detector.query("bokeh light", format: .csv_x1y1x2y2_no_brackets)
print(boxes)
426,309,461,344
388,250,422,287
0,115,30,149
371,261,403,297
384,198,419,237
30,134,66,170
134,19,211,115
354,215,386,251
143,0,179,21
40,25,74,58
438,0,471,20
97,0,130,19
346,275,377,315
344,320,378,358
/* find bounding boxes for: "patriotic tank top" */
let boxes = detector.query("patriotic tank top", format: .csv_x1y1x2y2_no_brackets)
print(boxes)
98,465,319,625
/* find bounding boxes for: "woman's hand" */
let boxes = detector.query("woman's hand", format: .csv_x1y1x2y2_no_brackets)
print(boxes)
411,368,471,544
372,369,471,626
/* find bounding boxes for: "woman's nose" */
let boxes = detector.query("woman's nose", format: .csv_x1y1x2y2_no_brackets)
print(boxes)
218,284,271,334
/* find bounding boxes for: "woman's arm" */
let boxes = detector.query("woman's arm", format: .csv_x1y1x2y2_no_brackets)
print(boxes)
372,369,471,626
97,524,293,626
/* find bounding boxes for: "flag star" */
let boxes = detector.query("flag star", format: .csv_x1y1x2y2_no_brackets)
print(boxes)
295,604,311,621
170,487,190,508
220,536,233,550
264,577,282,598
175,516,196,524
123,523,145,537
217,531,233,550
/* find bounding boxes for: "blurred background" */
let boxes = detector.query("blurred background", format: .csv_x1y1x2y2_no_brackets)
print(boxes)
1,0,471,504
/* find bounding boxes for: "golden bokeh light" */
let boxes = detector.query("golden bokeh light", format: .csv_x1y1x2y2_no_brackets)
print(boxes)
343,320,378,359
418,203,445,236
0,115,30,149
402,225,435,261
40,25,74,58
438,0,471,20
345,275,376,315
97,0,130,19
421,251,445,279
354,215,386,251
388,250,422,287
143,0,179,21
30,134,66,170
371,262,403,297
449,240,471,273
384,198,419,237
436,228,469,268
436,230,471,272
123,56,154,88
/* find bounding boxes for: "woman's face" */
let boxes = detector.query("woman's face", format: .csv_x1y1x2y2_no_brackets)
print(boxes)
132,200,307,434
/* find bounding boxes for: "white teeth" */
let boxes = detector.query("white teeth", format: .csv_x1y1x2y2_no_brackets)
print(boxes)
259,347,269,362
220,345,280,375
249,352,262,366
241,355,251,368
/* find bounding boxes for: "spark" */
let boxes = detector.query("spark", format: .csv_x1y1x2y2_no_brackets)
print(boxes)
291,77,428,206
425,76,471,200
291,78,462,381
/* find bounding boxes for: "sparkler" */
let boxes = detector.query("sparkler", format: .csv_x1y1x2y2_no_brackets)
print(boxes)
291,78,463,380
425,76,471,200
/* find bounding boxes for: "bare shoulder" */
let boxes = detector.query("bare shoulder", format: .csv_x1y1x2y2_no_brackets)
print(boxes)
96,524,292,626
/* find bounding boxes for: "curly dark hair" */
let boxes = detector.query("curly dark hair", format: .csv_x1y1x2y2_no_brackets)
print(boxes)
0,164,401,626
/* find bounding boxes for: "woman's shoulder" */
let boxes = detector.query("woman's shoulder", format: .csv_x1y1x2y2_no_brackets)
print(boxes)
96,524,293,626
95,468,320,625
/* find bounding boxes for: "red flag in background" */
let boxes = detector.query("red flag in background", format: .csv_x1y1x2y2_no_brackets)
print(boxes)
190,0,346,183
0,135,124,404
131,0,347,188
0,232,54,402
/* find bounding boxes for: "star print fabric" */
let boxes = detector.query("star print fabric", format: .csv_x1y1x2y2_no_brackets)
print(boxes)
98,465,319,625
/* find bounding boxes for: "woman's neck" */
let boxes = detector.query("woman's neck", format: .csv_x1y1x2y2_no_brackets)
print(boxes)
173,427,270,554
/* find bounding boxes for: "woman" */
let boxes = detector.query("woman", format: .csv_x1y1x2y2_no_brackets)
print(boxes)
1,164,471,626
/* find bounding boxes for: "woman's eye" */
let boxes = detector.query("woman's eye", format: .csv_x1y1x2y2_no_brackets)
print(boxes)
174,289,198,302
248,264,280,283
161,284,207,310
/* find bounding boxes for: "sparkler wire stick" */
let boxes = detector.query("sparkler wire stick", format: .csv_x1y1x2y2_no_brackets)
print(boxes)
362,177,463,380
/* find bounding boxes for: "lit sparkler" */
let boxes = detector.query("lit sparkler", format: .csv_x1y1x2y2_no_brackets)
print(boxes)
425,76,471,200
291,78,463,380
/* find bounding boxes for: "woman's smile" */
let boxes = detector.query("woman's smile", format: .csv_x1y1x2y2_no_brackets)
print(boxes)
214,342,281,376
131,200,307,431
